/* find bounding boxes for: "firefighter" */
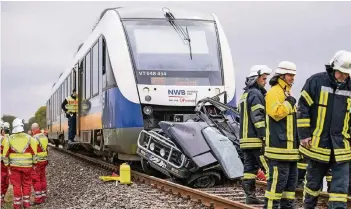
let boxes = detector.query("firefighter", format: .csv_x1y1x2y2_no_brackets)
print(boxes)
31,123,49,204
2,118,38,209
263,61,299,209
61,89,78,143
0,121,10,207
297,50,351,209
238,65,272,204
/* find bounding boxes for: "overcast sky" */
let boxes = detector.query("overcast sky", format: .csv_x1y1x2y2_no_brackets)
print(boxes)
1,1,351,120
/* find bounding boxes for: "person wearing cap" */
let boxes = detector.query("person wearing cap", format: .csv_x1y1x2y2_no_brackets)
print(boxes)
61,88,78,143
238,65,272,204
297,50,351,209
2,118,38,209
263,61,299,209
30,123,49,204
0,121,10,207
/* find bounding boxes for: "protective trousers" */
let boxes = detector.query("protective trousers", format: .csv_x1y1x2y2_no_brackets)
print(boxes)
263,160,298,209
68,116,76,141
32,162,48,203
304,159,349,209
9,167,32,209
297,157,307,188
242,149,269,201
1,162,9,205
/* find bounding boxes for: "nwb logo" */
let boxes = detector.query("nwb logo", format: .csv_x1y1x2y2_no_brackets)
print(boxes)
168,90,186,95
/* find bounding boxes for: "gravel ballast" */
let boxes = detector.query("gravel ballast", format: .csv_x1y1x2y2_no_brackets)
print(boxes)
37,148,209,209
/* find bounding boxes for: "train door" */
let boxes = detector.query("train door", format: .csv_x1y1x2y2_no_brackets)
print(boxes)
78,59,86,142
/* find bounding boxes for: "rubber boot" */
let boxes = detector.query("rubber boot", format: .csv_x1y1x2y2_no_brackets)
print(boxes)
242,179,264,204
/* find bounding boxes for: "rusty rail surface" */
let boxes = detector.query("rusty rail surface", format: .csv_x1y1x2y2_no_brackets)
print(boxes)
48,144,256,209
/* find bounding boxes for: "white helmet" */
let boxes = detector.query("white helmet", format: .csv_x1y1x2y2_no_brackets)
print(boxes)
275,61,297,75
329,50,351,74
3,122,10,130
12,118,24,134
248,65,272,77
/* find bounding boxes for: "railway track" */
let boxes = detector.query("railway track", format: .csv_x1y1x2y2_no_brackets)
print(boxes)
48,144,351,209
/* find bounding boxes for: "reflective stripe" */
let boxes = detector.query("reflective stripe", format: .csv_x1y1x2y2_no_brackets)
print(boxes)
326,176,332,182
297,163,307,170
335,89,351,97
65,96,78,113
254,121,265,128
265,166,281,208
243,173,256,179
304,186,320,197
286,115,294,149
282,191,295,199
265,147,299,154
297,118,310,128
321,86,333,93
299,146,330,162
251,104,264,112
240,143,262,148
259,155,269,174
14,201,21,205
265,152,300,160
312,89,328,147
240,138,262,149
242,93,248,139
301,90,314,106
342,99,351,138
329,193,347,202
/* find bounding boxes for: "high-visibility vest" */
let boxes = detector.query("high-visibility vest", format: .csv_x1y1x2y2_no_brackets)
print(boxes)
33,133,48,162
0,135,9,162
2,133,37,167
65,96,78,113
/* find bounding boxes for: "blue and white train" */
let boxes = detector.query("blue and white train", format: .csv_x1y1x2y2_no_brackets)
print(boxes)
46,7,237,162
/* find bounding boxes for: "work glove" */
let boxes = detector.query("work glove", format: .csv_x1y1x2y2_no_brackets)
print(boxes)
286,96,297,107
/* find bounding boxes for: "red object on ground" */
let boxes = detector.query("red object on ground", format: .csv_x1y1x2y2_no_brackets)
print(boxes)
256,169,266,181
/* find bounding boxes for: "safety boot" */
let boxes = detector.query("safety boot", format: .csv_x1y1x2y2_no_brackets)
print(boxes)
242,179,264,204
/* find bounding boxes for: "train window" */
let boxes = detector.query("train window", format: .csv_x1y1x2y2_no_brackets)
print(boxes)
65,79,68,98
82,59,86,100
105,47,117,89
102,38,106,75
62,82,65,102
92,41,99,97
72,70,76,91
85,51,91,99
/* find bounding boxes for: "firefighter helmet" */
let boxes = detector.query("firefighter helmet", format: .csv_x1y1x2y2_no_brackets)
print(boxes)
12,118,24,134
330,50,351,74
275,61,297,75
248,65,272,77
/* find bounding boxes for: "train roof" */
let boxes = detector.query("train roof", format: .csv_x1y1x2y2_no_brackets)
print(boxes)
115,7,215,21
48,7,216,99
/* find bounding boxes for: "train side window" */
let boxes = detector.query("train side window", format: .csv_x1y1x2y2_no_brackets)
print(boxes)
105,42,117,89
73,69,76,90
86,51,91,99
101,38,107,89
92,41,99,97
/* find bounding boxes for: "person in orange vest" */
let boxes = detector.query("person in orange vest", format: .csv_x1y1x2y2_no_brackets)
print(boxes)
0,121,10,207
2,118,37,209
31,123,48,204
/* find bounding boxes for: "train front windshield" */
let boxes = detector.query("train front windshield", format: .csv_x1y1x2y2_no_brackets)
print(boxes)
123,20,223,86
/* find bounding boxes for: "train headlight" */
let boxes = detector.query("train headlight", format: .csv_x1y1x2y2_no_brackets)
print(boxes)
145,95,152,102
143,106,153,115
143,87,150,93
215,88,220,95
160,148,165,157
150,142,155,151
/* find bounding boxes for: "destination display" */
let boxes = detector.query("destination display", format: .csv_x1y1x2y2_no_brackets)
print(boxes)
150,77,210,86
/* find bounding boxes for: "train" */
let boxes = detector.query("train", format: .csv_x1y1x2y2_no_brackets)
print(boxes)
46,6,237,162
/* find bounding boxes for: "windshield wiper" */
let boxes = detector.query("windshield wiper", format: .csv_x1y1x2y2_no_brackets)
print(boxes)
163,7,192,60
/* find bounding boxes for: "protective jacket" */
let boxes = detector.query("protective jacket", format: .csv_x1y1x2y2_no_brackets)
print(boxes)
297,70,351,163
264,78,300,161
239,83,267,149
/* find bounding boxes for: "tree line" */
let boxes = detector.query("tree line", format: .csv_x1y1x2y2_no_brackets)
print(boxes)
1,106,46,132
